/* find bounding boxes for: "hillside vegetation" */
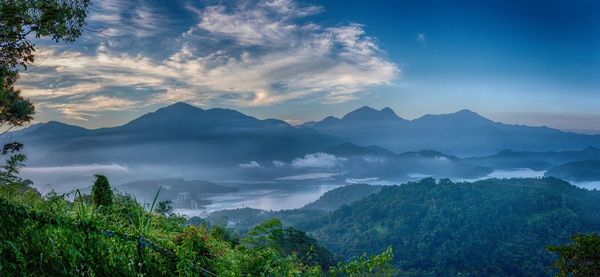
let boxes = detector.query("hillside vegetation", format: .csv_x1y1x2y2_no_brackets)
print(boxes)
0,178,392,276
208,178,600,276
306,178,600,276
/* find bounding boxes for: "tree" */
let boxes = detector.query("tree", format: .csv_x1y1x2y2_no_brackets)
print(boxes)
91,174,113,207
155,200,174,216
245,218,336,270
0,141,31,189
548,233,600,277
1,0,91,131
0,0,91,184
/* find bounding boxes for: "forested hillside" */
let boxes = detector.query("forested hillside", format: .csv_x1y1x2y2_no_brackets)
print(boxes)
306,178,600,276
207,177,600,276
301,184,382,211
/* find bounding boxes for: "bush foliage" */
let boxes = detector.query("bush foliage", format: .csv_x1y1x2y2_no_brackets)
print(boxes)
0,179,392,276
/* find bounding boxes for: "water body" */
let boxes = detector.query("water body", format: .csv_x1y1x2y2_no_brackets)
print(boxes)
468,169,600,190
23,165,598,218
568,181,600,190
176,169,600,217
175,183,342,217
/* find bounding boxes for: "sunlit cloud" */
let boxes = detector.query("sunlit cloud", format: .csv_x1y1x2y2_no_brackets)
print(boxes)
41,95,139,121
21,0,399,121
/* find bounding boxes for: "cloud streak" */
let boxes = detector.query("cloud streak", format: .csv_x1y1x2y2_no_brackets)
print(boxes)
21,0,399,121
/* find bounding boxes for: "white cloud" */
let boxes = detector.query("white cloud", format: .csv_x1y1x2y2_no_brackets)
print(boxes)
272,160,286,167
21,163,129,174
345,177,379,184
239,161,261,168
362,156,385,163
291,152,347,168
22,0,399,120
282,118,301,125
276,172,338,180
417,33,426,45
406,173,433,178
19,83,103,100
40,95,139,121
88,0,169,38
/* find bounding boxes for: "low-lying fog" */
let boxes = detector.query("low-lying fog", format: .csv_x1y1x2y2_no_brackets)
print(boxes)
20,163,600,217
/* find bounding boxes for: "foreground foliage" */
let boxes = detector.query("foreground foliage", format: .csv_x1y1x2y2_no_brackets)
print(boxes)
547,233,600,277
0,179,392,276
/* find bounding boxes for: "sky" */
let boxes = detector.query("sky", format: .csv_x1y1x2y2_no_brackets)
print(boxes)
19,0,600,133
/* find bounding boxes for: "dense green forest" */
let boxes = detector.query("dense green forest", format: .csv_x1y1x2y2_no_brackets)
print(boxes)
307,178,600,276
302,184,382,212
210,178,600,276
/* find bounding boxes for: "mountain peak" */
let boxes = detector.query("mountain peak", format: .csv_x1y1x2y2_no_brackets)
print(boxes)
122,102,290,130
160,102,202,112
41,121,87,130
127,102,205,125
380,107,399,117
342,106,402,121
27,121,89,137
453,109,484,117
415,109,492,124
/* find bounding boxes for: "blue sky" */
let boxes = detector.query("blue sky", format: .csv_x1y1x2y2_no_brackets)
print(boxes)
20,0,600,133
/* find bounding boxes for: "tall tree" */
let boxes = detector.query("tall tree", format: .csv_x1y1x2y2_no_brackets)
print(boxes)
91,174,113,207
0,0,91,182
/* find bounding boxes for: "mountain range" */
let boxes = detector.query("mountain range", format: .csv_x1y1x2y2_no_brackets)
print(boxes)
9,102,341,166
304,106,600,156
4,102,600,187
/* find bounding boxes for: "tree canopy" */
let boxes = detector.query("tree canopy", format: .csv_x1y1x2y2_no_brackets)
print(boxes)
0,0,90,132
548,233,600,277
0,0,91,185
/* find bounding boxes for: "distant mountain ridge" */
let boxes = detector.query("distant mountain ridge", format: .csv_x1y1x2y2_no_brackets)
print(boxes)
305,106,600,156
466,146,600,170
7,103,600,172
8,102,342,167
545,160,600,182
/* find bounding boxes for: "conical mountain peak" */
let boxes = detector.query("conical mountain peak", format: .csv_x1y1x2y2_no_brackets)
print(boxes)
342,106,402,121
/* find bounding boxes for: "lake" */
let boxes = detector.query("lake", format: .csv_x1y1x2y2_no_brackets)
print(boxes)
174,182,342,217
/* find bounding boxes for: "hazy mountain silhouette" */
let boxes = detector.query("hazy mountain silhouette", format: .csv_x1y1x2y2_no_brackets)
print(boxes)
466,146,600,170
9,103,600,182
11,102,342,166
322,142,395,157
545,160,600,182
306,107,600,156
